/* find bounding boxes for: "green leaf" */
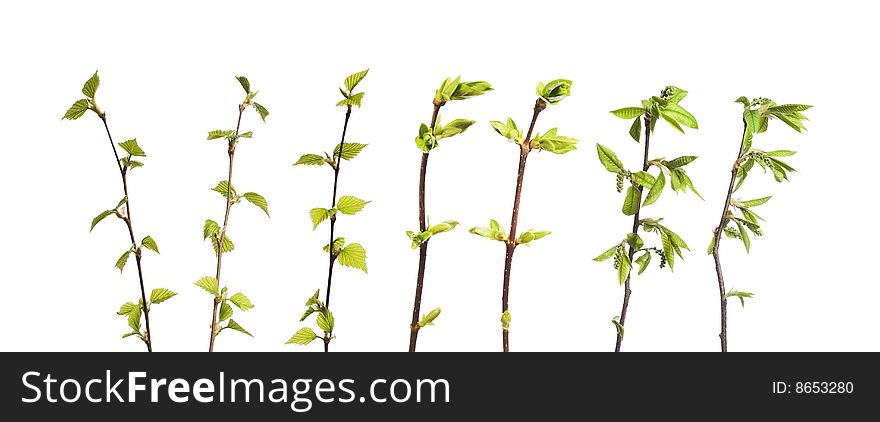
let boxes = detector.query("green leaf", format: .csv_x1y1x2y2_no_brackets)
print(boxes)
287,327,319,345
237,131,253,139
338,243,367,273
593,245,618,262
324,237,346,254
336,196,370,215
450,80,493,100
538,79,572,104
518,229,550,245
661,232,675,270
150,288,176,304
139,236,159,254
734,219,751,252
726,289,755,307
642,172,665,207
219,301,233,321
253,102,269,122
117,302,138,316
635,252,651,275
127,160,144,169
194,276,220,295
664,156,697,169
228,292,254,311
612,316,625,339
212,235,234,256
317,309,335,333
744,109,760,133
740,196,771,207
225,319,253,337
344,69,369,92
662,103,698,129
212,180,236,198
629,117,642,142
207,130,234,140
337,92,365,108
428,221,459,235
626,233,644,250
63,99,90,120
334,142,368,161
596,144,624,173
118,139,146,157
535,131,578,154
610,107,644,119
203,219,220,240
622,186,641,216
310,208,330,229
766,150,796,157
439,119,476,138
242,192,270,217
236,76,250,93
90,210,116,232
633,171,655,189
115,250,131,273
660,111,685,133
490,118,522,142
82,71,100,99
617,250,631,285
127,308,141,332
735,96,750,106
294,154,326,166
418,307,441,327
769,104,812,113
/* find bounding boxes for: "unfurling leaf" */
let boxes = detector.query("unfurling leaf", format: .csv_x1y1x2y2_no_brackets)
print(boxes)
490,118,522,142
225,319,253,337
317,309,335,333
242,192,270,217
63,99,90,120
287,327,319,345
236,76,251,93
310,208,331,229
438,119,476,139
337,243,367,273
82,71,100,99
203,219,220,240
336,195,370,215
343,69,369,92
612,316,625,338
212,235,234,256
219,301,233,321
617,249,632,285
253,102,269,122
118,139,146,157
207,130,234,140
115,249,132,273
194,276,220,295
517,229,551,245
212,180,236,198
150,288,176,304
140,236,159,254
725,289,755,307
117,302,138,316
418,307,441,327
428,221,459,235
537,79,572,104
324,237,346,254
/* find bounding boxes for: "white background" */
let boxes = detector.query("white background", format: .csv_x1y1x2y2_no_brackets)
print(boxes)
1,0,877,352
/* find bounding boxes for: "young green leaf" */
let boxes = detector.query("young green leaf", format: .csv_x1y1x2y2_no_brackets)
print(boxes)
740,196,771,207
610,107,644,119
90,210,116,232
664,156,697,169
242,192,270,217
344,69,369,92
212,180,236,198
537,79,572,104
450,81,493,100
593,245,619,262
633,171,655,189
622,186,641,216
490,118,522,142
518,229,551,245
225,319,253,337
337,243,367,273
228,292,254,311
118,139,146,157
418,307,441,327
208,130,234,140
617,250,631,285
333,142,368,161
140,236,159,254
212,235,234,256
596,144,624,173
294,154,326,166
118,302,138,316
219,301,233,321
115,250,132,273
642,172,665,207
150,288,176,304
287,327,320,345
236,76,250,93
317,309,335,333
725,289,755,307
612,316,625,338
336,196,370,215
194,276,220,295
635,252,651,275
439,119,476,138
310,208,330,229
63,99,90,120
127,308,142,332
501,310,511,331
203,219,220,240
324,237,346,254
253,102,269,122
82,71,100,99
629,117,642,142
428,221,459,235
